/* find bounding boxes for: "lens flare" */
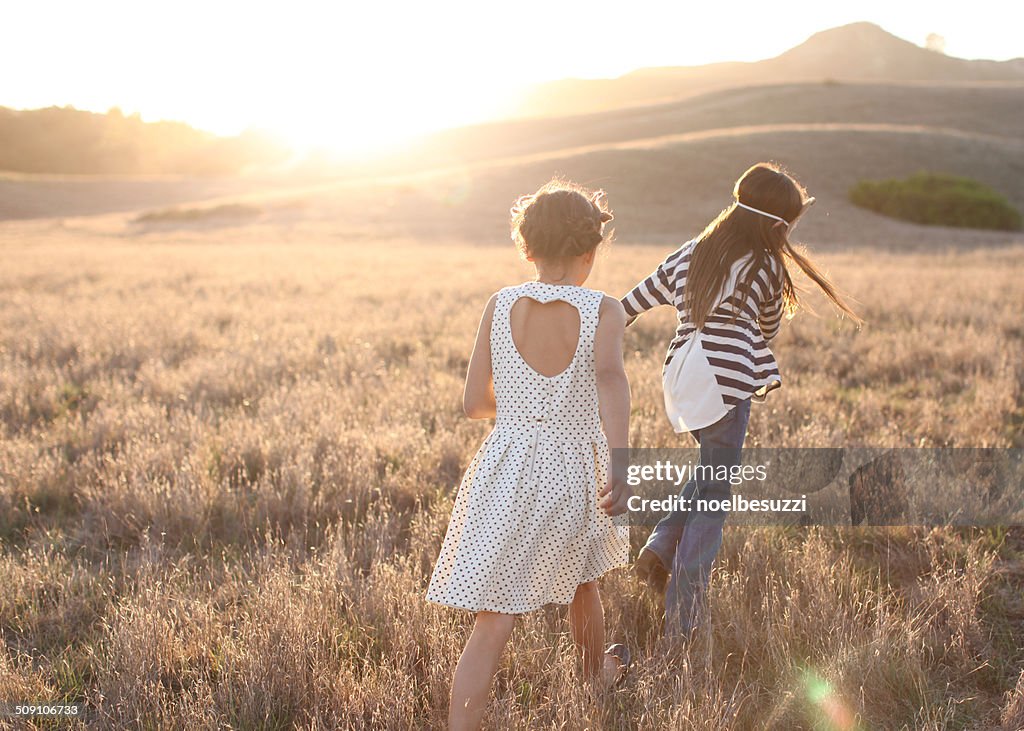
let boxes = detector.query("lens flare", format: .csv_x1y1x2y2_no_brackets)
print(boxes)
801,668,859,730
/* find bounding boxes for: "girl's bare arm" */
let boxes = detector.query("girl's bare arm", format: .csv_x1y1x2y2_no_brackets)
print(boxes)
463,294,497,419
594,296,632,515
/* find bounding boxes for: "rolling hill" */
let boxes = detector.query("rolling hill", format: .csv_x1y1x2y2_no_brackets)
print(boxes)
512,22,1024,119
295,118,1024,251
187,80,1023,251
395,81,1024,170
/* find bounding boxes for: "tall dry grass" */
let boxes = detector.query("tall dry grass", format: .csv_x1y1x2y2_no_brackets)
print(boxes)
0,234,1022,729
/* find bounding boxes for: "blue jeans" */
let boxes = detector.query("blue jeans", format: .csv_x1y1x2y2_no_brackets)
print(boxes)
643,398,751,638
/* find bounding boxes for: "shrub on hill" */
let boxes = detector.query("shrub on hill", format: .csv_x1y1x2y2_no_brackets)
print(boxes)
134,203,263,224
849,172,1022,231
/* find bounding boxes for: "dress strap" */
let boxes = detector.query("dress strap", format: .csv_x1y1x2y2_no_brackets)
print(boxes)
571,288,604,349
491,286,520,347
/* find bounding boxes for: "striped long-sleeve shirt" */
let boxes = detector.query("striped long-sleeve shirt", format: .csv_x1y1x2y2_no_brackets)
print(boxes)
621,238,784,432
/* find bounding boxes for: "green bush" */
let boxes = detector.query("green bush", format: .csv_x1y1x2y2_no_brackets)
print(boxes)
849,172,1022,231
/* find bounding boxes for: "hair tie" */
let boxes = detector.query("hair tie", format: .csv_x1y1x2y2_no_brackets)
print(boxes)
735,200,790,226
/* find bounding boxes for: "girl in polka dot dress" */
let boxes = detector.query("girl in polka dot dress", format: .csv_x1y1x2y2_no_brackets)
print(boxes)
427,180,633,729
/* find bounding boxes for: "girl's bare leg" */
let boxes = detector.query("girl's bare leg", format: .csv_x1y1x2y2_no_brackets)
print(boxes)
449,611,516,731
569,581,623,687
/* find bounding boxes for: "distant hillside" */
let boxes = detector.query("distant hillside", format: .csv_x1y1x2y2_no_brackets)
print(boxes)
0,106,289,175
514,23,1024,118
398,82,1024,171
307,121,1024,251
6,81,1023,240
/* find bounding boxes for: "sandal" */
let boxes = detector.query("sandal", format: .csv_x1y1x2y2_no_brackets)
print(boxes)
604,643,632,688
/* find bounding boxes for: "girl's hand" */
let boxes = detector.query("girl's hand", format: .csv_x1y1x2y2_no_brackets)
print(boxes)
598,475,632,516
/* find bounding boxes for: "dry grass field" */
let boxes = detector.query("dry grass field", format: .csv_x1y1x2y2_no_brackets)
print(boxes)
3,15,1023,731
1,212,1023,729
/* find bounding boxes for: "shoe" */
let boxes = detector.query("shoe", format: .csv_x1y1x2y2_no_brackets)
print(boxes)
604,643,632,688
634,547,669,595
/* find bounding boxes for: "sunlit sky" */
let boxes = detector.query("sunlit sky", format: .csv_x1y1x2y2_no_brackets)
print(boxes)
3,1,1020,151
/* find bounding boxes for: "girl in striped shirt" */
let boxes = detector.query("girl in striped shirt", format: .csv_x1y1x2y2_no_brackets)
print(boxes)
623,162,860,638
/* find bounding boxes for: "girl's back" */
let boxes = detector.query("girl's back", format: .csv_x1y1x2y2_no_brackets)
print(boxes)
490,282,604,432
508,297,580,378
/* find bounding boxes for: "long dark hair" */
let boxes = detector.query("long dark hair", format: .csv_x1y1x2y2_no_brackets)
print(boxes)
685,162,862,329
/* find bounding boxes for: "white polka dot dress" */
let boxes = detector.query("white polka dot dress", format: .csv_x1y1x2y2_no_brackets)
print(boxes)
426,282,630,615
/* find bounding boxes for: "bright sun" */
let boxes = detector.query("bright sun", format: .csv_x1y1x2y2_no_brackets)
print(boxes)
254,77,518,155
